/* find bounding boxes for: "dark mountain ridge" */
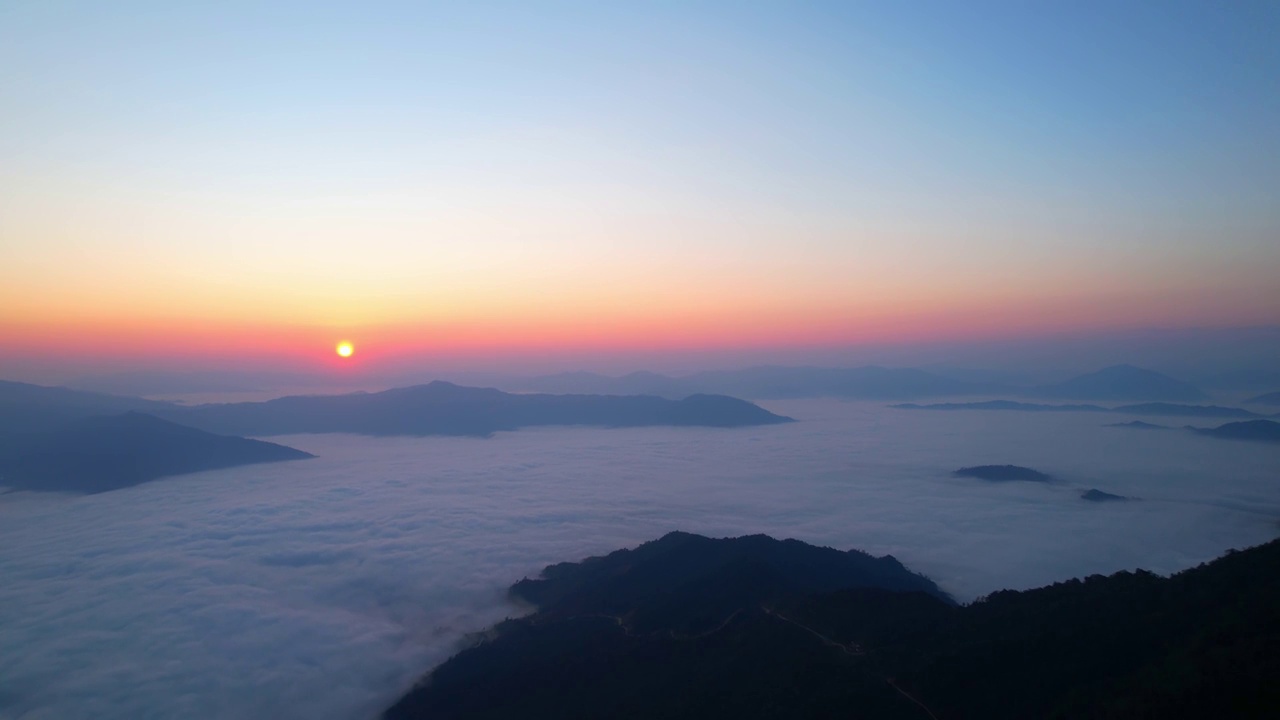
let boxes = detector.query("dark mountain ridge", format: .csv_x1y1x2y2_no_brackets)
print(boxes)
0,412,313,493
1193,419,1280,444
158,381,793,437
386,533,1280,720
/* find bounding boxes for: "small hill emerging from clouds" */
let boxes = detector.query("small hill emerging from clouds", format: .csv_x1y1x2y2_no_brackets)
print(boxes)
1194,419,1280,445
162,381,793,437
953,465,1052,482
1032,364,1206,402
1104,420,1169,429
1081,488,1130,502
0,412,313,494
385,533,1280,720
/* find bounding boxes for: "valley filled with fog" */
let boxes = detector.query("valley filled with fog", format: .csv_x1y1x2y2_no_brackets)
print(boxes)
2,399,1277,720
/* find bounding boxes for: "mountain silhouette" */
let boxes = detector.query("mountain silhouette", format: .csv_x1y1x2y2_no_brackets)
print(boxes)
159,381,793,437
1194,419,1280,444
1244,390,1280,406
954,465,1052,482
1032,364,1206,402
385,533,1280,720
515,365,997,400
896,400,1260,418
0,379,170,435
0,412,312,494
1081,488,1130,501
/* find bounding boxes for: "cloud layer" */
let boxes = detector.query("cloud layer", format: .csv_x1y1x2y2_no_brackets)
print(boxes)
2,400,1277,719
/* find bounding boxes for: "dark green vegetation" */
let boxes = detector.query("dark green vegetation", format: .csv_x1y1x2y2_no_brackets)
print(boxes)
1194,419,1280,444
387,532,1280,720
953,465,1052,482
0,412,312,493
1081,488,1130,502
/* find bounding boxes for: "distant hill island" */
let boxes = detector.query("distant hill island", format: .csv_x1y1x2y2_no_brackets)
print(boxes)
386,532,1280,719
1193,419,1280,444
1104,420,1170,429
953,465,1053,482
1099,418,1280,445
0,412,312,494
1080,488,1130,502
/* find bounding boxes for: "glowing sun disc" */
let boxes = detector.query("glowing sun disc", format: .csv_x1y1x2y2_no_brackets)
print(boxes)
335,341,354,358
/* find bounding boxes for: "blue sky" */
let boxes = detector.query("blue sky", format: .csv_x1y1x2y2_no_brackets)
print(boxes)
1,1,1277,375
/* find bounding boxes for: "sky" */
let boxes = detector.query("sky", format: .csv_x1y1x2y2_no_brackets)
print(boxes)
2,1,1278,379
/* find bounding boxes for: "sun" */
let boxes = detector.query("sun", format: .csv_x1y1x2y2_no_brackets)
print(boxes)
335,341,354,358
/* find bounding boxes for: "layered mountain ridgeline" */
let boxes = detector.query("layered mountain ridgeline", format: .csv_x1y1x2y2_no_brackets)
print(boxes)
1,379,790,440
1193,419,1280,444
0,412,312,494
0,379,170,435
513,365,1000,401
953,465,1052,482
386,533,1280,720
1102,419,1280,445
1029,364,1206,402
1244,391,1280,406
895,399,1264,418
157,382,793,437
503,364,1212,403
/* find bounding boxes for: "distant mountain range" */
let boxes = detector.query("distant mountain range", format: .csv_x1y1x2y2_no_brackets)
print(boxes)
895,400,1269,419
385,532,1280,719
0,379,792,492
1102,418,1280,445
1028,364,1206,402
37,362,1236,405
0,412,312,493
153,381,792,437
496,363,1217,403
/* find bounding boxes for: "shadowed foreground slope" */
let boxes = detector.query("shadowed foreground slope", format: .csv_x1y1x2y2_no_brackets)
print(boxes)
0,412,313,493
386,532,1280,720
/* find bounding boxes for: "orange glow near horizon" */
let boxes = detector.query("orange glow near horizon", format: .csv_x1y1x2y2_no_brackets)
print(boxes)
3,278,1275,378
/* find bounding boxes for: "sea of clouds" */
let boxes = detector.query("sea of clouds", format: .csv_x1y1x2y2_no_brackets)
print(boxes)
2,399,1278,720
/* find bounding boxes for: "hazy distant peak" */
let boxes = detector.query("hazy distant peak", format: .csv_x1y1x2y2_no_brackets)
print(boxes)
1244,390,1280,405
1033,364,1206,402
